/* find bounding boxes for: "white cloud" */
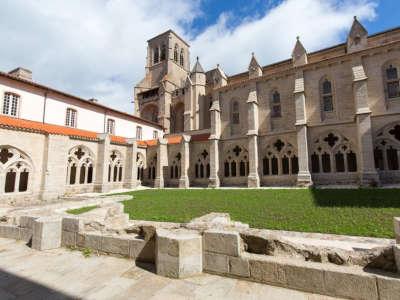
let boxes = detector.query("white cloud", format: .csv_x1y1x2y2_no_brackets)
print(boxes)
0,0,377,112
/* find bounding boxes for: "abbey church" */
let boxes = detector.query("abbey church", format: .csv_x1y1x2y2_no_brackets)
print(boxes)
0,17,400,204
134,17,400,188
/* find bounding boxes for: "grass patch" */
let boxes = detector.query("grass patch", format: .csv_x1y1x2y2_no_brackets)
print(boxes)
121,188,400,238
67,205,98,215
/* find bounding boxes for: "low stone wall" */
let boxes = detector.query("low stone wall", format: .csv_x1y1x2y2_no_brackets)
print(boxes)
202,228,400,300
1,205,400,300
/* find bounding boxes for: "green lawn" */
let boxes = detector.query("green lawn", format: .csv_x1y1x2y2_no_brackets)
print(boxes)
120,188,400,238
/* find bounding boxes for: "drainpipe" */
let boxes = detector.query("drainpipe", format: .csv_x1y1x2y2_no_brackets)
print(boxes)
42,90,48,123
103,109,107,133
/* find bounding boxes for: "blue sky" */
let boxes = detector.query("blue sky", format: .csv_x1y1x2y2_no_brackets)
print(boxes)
192,0,400,40
0,0,399,112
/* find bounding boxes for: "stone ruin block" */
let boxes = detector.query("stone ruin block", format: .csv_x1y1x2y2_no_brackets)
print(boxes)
0,224,21,240
76,232,102,250
204,252,229,274
229,256,250,277
101,235,130,256
156,228,202,279
203,229,241,257
19,216,38,229
32,216,62,250
62,217,83,233
129,237,155,263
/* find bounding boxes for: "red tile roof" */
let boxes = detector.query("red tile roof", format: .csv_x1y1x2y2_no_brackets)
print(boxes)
0,115,128,144
166,135,182,145
191,133,210,142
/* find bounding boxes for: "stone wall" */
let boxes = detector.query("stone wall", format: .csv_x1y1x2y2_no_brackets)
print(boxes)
1,208,400,299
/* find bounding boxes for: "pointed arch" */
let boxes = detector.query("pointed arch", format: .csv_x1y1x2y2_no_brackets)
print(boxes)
0,146,34,194
153,46,159,64
174,44,179,62
270,89,281,118
67,145,95,185
179,48,184,66
382,59,400,100
320,76,334,113
310,131,358,174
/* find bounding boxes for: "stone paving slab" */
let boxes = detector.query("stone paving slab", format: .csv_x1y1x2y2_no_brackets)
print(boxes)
0,238,341,300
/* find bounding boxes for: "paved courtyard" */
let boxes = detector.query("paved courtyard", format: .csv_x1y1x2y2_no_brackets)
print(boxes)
0,238,341,300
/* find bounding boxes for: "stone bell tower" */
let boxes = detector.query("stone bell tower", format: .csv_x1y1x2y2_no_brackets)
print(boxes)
134,30,190,132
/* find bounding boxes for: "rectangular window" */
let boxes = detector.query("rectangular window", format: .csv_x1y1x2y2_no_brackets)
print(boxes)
2,93,19,116
136,126,142,140
106,119,115,134
153,130,158,139
65,108,77,127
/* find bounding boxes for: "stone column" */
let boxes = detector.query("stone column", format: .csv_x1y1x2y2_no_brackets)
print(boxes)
184,77,193,132
159,85,172,134
124,138,138,189
208,93,221,188
179,135,191,188
94,133,111,193
154,137,168,188
40,134,70,200
352,60,379,186
294,71,313,186
247,82,260,187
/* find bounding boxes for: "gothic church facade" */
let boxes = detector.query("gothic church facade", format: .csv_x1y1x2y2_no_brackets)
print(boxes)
134,17,400,188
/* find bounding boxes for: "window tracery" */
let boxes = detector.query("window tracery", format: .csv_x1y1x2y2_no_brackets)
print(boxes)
0,146,32,194
310,132,357,174
262,139,298,176
224,146,248,177
67,146,94,185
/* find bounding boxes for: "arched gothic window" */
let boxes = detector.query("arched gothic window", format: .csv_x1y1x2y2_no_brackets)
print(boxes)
232,101,240,124
271,91,281,118
170,153,181,179
310,132,357,174
153,47,160,64
0,147,33,194
107,150,123,183
174,44,179,62
194,150,209,179
179,49,184,66
160,44,166,61
374,123,400,171
321,79,334,112
224,146,248,177
67,146,95,185
2,92,19,117
262,139,298,176
385,64,400,99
